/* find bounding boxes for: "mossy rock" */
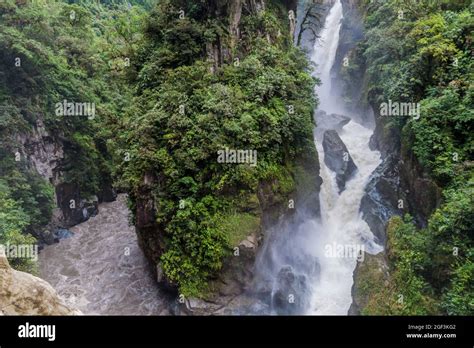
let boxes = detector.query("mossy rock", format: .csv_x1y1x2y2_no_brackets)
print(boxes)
218,212,260,248
351,252,392,315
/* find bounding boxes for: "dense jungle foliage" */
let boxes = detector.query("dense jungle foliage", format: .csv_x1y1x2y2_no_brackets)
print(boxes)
0,0,145,271
342,0,473,314
118,0,317,296
0,0,471,314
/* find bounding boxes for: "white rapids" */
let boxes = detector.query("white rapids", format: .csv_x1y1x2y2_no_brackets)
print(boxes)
308,0,382,314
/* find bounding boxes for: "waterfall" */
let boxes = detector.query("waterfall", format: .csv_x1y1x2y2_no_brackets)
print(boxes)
312,0,343,113
252,0,382,315
310,125,383,314
309,0,382,314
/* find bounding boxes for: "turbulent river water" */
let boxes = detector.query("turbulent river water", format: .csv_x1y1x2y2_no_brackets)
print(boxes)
39,195,169,315
39,0,382,316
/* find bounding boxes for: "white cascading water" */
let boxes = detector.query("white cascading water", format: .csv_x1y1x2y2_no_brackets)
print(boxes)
252,0,383,316
307,0,382,314
312,0,344,114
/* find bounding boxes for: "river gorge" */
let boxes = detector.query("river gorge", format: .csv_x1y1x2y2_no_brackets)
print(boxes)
35,0,386,316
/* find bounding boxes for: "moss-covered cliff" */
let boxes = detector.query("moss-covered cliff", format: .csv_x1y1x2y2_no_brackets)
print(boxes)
119,0,322,300
342,0,473,315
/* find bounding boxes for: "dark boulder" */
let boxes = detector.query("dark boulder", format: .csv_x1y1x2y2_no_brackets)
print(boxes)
272,266,310,315
322,130,357,193
359,155,402,245
55,182,98,228
315,110,351,132
98,186,117,203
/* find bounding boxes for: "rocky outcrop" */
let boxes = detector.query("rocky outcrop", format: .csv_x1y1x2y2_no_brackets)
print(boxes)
331,0,367,117
351,92,441,317
173,151,322,315
0,248,80,315
361,105,442,238
333,0,364,77
131,1,323,315
134,171,167,279
295,0,333,50
398,143,442,225
315,110,350,132
15,119,64,182
369,110,401,159
206,0,273,71
178,239,259,315
54,183,99,228
294,150,323,217
322,129,357,192
355,107,441,316
348,251,389,315
359,155,402,245
272,266,310,315
14,117,115,244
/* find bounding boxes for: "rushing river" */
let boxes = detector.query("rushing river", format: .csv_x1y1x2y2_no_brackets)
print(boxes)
39,194,169,315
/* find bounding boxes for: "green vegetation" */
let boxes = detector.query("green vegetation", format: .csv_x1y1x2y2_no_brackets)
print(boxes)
2,0,469,314
0,179,37,273
119,0,317,296
217,212,260,247
0,0,147,270
344,0,473,315
0,0,317,295
357,216,440,315
376,199,473,315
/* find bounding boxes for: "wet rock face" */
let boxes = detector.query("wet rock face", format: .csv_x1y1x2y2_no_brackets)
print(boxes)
133,172,167,274
14,118,115,241
315,110,351,132
272,266,310,315
295,0,332,49
0,248,80,315
15,119,64,184
348,251,389,315
360,155,402,245
98,186,117,203
399,147,442,224
30,182,100,246
55,182,98,229
365,105,442,241
369,112,401,159
331,0,366,116
179,243,258,316
322,130,357,192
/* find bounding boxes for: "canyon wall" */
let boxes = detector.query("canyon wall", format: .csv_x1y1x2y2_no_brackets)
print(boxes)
12,117,116,245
